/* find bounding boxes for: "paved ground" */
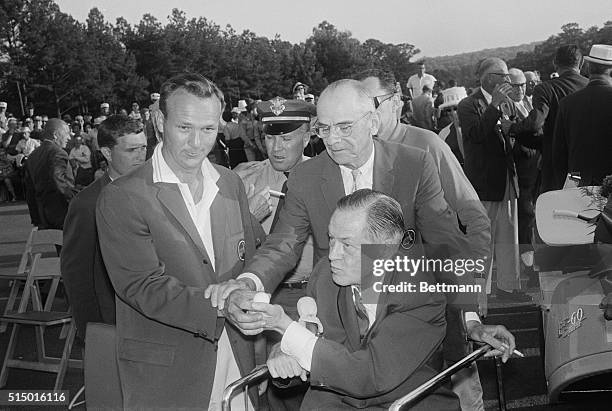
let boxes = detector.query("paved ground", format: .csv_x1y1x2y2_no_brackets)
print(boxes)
0,201,608,410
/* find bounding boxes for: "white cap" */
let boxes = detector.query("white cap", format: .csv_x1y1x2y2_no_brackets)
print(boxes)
100,102,109,108
0,102,6,108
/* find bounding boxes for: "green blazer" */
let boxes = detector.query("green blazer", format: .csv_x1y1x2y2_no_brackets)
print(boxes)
96,160,264,409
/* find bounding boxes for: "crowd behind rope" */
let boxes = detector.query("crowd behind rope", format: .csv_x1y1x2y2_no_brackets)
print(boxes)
1,42,611,410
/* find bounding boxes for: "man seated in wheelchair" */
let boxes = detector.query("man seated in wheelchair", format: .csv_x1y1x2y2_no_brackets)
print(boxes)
251,189,462,410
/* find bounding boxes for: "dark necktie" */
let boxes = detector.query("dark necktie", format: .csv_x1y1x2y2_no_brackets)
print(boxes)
270,173,289,232
352,287,370,339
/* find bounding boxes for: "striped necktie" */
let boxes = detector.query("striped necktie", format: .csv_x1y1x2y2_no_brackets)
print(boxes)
352,286,370,339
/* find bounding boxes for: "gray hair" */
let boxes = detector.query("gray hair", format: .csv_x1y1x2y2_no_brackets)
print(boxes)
159,73,225,116
475,57,506,79
336,189,405,242
319,79,375,112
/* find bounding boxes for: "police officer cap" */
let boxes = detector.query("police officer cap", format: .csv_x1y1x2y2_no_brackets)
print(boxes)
257,97,316,135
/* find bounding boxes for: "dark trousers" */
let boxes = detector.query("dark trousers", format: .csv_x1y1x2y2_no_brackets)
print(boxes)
515,150,540,253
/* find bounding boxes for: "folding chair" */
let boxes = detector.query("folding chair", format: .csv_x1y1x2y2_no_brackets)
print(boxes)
0,228,63,332
0,253,80,390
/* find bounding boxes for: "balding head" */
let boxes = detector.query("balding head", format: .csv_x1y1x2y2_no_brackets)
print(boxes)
524,71,540,97
476,57,509,93
319,79,375,113
508,68,527,103
42,118,70,148
316,79,379,169
508,68,526,84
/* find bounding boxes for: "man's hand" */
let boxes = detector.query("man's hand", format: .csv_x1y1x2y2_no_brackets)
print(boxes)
205,279,267,335
267,343,307,381
251,302,293,334
246,184,273,222
491,83,513,108
205,278,252,310
466,320,516,363
500,118,513,136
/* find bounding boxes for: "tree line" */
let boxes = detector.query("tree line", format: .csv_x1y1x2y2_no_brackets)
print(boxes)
428,21,612,89
0,0,420,117
2,1,610,118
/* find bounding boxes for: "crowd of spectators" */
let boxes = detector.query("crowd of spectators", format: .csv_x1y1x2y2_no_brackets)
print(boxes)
2,42,612,411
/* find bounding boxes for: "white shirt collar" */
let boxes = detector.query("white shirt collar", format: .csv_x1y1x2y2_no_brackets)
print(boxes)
339,141,375,195
152,141,220,185
480,87,492,105
339,141,375,177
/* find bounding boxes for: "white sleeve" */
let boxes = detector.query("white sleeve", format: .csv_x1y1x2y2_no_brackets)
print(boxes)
280,321,318,371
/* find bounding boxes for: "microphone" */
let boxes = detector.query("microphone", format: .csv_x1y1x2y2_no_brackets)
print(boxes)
297,296,323,336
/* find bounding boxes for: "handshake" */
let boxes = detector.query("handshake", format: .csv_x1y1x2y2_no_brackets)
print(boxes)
205,280,320,380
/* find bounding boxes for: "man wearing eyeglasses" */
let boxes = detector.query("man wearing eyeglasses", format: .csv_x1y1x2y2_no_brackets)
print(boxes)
523,71,540,106
458,58,530,303
502,45,587,193
359,69,493,410
207,80,515,374
507,68,540,286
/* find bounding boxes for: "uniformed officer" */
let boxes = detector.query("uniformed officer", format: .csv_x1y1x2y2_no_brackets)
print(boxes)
235,97,316,410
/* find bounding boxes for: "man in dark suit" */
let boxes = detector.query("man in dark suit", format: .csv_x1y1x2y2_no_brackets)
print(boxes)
552,44,612,187
458,58,530,303
208,80,515,369
254,190,516,410
359,68,491,411
504,44,588,193
61,115,147,341
95,73,264,410
26,118,76,229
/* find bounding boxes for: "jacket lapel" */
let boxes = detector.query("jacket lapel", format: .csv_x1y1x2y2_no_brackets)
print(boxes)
210,174,240,279
319,153,345,215
156,183,213,267
372,139,394,195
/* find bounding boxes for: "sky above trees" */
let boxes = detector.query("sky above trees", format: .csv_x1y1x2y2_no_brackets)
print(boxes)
56,0,611,57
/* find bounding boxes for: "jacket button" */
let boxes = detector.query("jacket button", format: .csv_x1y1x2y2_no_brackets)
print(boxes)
203,259,208,265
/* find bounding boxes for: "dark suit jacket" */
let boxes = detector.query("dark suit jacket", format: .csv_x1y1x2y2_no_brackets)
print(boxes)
300,259,459,410
509,71,588,192
552,78,612,188
458,89,518,201
96,160,264,409
61,173,115,341
26,139,76,228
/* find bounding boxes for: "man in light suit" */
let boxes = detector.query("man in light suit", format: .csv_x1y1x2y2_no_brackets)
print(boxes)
254,190,465,410
61,115,147,341
508,68,540,275
96,73,265,410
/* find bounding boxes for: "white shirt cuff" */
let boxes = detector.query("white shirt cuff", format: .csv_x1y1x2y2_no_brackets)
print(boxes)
280,321,318,371
465,311,481,324
237,273,264,292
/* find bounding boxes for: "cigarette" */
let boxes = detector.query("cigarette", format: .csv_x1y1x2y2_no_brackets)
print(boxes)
269,190,285,198
501,343,524,357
